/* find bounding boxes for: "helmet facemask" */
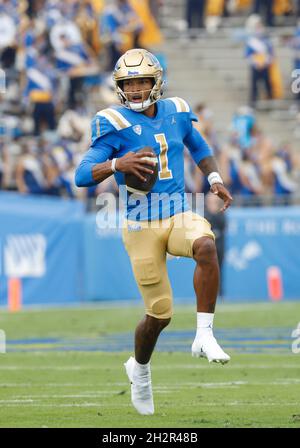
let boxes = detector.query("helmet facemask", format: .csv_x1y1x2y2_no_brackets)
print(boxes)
116,77,163,112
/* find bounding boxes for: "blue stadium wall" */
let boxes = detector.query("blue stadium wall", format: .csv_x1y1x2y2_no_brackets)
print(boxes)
0,192,299,307
0,192,84,306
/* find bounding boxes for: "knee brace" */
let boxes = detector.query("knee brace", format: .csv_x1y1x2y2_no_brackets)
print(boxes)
148,297,173,319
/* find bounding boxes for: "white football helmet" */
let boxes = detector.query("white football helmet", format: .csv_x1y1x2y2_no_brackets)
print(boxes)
112,48,164,112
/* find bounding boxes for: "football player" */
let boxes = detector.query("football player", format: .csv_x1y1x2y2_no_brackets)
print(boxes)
75,48,233,416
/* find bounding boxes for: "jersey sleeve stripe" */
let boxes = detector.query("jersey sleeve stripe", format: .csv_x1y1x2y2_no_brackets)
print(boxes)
169,97,190,113
95,116,101,137
177,97,190,112
108,109,132,127
97,108,131,130
169,97,181,112
98,110,122,130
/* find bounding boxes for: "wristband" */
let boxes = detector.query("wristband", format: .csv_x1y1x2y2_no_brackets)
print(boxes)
207,172,223,186
111,158,118,173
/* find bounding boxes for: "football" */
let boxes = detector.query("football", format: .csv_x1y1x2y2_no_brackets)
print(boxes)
125,147,159,194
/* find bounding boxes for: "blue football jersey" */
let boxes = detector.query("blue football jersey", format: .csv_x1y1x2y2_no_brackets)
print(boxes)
75,97,213,221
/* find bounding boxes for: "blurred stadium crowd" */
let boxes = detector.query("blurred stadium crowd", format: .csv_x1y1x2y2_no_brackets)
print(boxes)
185,0,300,31
0,0,299,209
188,103,300,206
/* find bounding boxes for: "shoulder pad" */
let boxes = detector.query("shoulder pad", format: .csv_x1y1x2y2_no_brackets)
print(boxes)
168,97,191,113
97,107,132,131
91,108,132,144
91,113,114,144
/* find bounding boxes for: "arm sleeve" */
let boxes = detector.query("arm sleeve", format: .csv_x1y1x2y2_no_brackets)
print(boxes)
75,115,117,187
183,124,214,166
74,139,114,187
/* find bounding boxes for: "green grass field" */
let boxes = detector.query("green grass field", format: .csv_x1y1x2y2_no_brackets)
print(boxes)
0,301,300,428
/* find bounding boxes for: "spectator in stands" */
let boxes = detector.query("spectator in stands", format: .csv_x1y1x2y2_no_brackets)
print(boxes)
245,15,274,107
193,103,220,154
276,142,294,173
220,134,244,196
15,138,48,194
253,0,274,27
43,133,75,198
238,151,264,197
24,48,57,136
48,15,82,48
98,73,120,107
57,100,91,151
0,0,19,22
73,0,101,56
101,0,143,71
231,106,257,151
250,129,275,196
0,6,18,85
55,32,92,108
186,0,206,34
271,143,298,199
129,0,164,50
15,135,76,197
205,0,226,33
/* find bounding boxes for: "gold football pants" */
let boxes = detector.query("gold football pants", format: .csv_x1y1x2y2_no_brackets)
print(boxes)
122,211,215,319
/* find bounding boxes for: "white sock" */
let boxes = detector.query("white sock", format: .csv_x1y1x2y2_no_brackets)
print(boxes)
134,359,150,377
195,312,214,339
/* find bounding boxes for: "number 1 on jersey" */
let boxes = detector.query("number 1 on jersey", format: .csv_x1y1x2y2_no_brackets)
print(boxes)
154,133,173,180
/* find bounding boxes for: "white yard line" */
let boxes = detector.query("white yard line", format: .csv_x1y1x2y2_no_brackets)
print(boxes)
0,391,113,404
0,402,299,408
0,364,299,371
153,364,300,370
0,383,109,387
0,366,87,371
1,379,300,394
0,400,35,403
0,403,129,407
1,380,300,388
153,380,300,388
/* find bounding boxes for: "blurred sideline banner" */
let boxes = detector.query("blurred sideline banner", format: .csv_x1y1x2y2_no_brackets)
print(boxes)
83,214,140,301
0,193,299,306
0,192,84,306
223,206,300,302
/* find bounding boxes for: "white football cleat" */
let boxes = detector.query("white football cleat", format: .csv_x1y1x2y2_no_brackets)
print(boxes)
192,335,230,364
124,356,154,415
